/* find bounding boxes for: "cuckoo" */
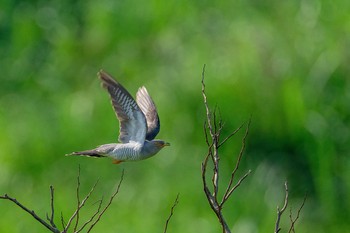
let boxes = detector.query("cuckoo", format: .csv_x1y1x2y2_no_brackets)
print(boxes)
67,70,170,164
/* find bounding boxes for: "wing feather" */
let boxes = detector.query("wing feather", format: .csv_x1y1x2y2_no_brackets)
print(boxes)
136,86,160,140
98,70,147,144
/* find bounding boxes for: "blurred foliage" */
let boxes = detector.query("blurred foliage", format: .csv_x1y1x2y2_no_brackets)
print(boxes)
1,0,350,232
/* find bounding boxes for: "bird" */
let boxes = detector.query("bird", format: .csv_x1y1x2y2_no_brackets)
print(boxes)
66,70,170,164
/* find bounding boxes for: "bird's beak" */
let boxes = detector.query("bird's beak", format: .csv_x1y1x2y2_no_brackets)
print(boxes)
164,142,170,146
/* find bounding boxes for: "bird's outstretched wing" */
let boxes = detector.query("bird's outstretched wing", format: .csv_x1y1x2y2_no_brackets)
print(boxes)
136,87,160,140
98,70,147,144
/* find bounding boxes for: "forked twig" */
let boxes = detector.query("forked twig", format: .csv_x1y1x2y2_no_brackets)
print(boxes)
46,185,57,228
288,194,307,233
275,182,289,233
274,181,307,233
222,118,252,205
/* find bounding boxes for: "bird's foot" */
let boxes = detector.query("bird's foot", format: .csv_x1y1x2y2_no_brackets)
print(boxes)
112,159,123,164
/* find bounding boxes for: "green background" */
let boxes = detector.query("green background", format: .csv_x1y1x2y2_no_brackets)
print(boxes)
1,0,349,232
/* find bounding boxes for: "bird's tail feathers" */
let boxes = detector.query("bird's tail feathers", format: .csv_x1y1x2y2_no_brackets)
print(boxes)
66,149,106,158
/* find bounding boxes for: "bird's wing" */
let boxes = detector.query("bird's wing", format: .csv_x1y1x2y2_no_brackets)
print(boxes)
99,70,147,144
136,86,160,140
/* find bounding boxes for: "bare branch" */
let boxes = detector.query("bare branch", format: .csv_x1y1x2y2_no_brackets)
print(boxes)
63,178,100,232
1,165,125,233
0,194,60,233
76,199,103,232
201,65,251,233
218,122,244,148
46,185,57,229
274,181,289,233
61,212,66,230
288,194,307,233
74,165,82,232
222,118,251,204
289,209,295,233
201,64,214,140
163,193,180,233
221,169,251,206
87,169,125,232
204,121,210,147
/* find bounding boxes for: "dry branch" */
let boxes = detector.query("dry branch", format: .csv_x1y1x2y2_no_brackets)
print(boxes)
274,182,307,233
288,194,307,233
86,169,125,232
46,185,57,229
275,182,289,233
201,65,251,233
0,194,60,233
0,168,124,233
63,168,100,232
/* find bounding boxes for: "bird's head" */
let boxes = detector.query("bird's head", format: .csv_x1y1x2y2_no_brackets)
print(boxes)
152,140,171,149
142,140,170,158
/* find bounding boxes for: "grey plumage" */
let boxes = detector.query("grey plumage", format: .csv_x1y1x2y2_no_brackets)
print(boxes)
136,87,160,140
67,70,170,164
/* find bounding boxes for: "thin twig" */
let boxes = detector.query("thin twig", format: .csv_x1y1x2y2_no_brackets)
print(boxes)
221,169,251,206
201,64,214,140
204,121,210,147
87,169,125,233
218,122,245,148
76,199,104,232
288,194,307,233
163,193,180,233
289,208,295,233
63,179,100,232
74,165,82,232
0,194,60,233
46,185,57,228
274,181,289,233
222,118,251,204
61,212,66,230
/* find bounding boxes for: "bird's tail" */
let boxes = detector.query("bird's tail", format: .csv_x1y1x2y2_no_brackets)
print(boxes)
66,149,106,158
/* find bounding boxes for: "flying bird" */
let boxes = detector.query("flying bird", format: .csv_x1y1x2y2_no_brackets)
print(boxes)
67,70,170,164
